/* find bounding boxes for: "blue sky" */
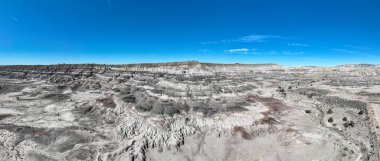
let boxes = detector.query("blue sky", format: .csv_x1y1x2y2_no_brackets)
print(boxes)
0,0,379,66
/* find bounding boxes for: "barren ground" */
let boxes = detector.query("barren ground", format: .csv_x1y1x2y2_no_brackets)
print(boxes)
0,62,379,161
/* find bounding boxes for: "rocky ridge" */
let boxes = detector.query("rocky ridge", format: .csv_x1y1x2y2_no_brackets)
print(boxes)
0,61,379,161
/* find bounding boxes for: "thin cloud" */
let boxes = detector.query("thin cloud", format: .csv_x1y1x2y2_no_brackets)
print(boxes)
333,48,375,58
202,34,281,44
237,35,281,43
333,49,355,53
226,49,303,55
201,41,218,45
288,43,308,47
344,45,367,50
106,0,112,9
250,51,304,55
226,48,250,53
199,49,209,53
11,16,19,22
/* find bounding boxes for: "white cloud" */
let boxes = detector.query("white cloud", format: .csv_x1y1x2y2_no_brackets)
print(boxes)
333,49,376,58
225,49,303,55
248,51,304,55
199,49,209,52
333,49,355,53
226,48,250,53
237,35,280,43
202,34,281,44
288,43,308,47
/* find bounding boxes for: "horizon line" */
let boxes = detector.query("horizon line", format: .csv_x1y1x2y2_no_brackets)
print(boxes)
0,61,379,68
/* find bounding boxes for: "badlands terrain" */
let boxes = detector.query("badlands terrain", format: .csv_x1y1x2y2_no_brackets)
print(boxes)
0,61,379,161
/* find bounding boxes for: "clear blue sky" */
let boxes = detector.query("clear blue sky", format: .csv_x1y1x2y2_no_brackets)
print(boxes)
0,0,379,66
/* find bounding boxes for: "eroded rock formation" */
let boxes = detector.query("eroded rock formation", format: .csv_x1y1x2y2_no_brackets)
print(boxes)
0,62,379,161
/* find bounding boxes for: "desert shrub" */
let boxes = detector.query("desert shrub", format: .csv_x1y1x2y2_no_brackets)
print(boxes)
327,108,333,114
112,88,120,92
343,121,355,128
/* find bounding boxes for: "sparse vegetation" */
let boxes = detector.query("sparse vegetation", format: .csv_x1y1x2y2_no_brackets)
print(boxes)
328,117,334,123
327,108,333,114
343,121,355,128
0,62,378,161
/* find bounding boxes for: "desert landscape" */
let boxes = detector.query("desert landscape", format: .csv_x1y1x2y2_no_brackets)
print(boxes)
0,61,379,161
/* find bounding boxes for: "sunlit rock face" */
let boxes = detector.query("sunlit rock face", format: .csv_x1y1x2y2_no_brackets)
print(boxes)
0,62,380,161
